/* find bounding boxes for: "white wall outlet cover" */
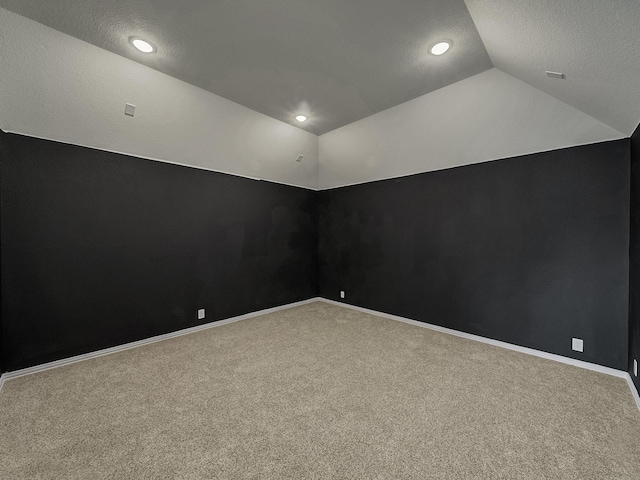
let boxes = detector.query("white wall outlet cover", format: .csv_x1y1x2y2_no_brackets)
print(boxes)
124,103,136,117
571,338,584,353
634,359,638,377
340,291,345,299
198,309,205,320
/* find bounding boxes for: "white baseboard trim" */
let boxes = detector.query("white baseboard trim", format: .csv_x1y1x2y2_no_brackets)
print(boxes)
627,374,640,411
319,298,640,411
2,296,639,412
2,297,321,382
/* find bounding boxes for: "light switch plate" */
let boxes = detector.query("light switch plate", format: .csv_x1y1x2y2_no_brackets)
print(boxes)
571,338,584,353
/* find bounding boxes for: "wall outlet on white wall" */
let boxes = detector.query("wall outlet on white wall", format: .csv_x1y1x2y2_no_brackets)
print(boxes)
124,103,136,117
340,291,345,299
571,338,584,353
198,309,205,320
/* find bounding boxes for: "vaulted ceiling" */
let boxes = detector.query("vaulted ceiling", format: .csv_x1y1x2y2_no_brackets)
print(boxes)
466,0,640,136
2,0,638,136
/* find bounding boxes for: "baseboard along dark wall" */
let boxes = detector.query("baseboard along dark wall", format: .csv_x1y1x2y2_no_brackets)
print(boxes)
1,133,318,371
319,140,630,370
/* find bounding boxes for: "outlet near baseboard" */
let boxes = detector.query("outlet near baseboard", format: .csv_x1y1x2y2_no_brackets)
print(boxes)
635,359,638,377
198,309,205,320
340,290,345,299
571,338,584,353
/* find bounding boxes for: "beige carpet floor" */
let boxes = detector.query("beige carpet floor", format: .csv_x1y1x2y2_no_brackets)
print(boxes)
0,301,639,479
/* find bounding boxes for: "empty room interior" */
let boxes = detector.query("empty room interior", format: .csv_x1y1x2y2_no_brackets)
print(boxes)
1,1,640,478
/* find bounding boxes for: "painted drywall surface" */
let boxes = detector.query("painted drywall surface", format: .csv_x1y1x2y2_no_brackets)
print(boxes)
0,8,318,190
630,122,640,393
0,129,6,374
1,134,318,372
318,140,630,370
465,0,640,136
0,0,492,136
318,68,624,189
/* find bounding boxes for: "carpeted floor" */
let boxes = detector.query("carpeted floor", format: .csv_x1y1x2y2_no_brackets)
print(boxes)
1,301,639,479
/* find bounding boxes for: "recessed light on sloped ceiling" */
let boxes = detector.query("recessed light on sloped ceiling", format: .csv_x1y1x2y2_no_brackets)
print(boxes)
129,36,156,54
0,0,493,135
430,40,452,56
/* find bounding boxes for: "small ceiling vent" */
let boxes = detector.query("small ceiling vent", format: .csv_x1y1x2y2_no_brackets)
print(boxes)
545,71,566,79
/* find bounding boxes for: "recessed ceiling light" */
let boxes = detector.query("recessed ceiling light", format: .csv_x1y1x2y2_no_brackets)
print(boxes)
430,41,451,56
295,115,308,123
129,37,156,54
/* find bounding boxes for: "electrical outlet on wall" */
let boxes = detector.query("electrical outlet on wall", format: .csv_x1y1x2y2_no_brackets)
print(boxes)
571,338,584,353
124,103,136,117
340,290,345,299
198,309,205,320
634,359,638,377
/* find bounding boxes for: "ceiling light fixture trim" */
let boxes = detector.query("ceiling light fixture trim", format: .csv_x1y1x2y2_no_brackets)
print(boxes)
129,37,156,54
295,115,308,123
430,40,452,56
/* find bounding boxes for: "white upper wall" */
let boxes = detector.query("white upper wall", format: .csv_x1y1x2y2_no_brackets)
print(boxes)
465,0,640,136
0,8,319,190
318,68,624,189
1,9,630,192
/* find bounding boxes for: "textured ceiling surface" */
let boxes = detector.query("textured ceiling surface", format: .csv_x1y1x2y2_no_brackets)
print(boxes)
318,69,623,189
0,0,492,135
465,0,640,135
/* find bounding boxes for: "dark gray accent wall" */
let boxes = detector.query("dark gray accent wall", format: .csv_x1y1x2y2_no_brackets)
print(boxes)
630,123,640,393
0,129,8,375
0,132,634,379
1,134,318,372
319,140,630,370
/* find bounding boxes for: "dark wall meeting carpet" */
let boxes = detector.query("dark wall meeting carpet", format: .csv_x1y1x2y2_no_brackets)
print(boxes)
1,302,638,479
